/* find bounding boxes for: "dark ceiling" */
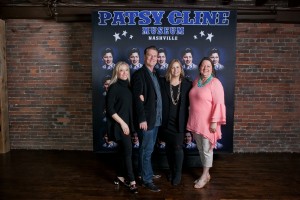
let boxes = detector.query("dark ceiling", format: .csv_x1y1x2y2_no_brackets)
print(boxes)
0,0,300,23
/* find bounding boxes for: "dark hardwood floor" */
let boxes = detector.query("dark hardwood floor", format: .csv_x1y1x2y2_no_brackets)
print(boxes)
0,150,299,200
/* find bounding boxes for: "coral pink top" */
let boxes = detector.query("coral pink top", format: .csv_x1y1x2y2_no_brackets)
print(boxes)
187,77,226,149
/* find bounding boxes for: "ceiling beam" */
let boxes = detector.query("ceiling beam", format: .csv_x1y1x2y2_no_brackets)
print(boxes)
0,3,299,23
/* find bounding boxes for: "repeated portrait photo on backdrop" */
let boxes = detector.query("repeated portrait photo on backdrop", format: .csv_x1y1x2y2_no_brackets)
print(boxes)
97,45,229,152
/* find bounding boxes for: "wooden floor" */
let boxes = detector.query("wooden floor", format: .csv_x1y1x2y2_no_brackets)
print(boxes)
0,150,299,200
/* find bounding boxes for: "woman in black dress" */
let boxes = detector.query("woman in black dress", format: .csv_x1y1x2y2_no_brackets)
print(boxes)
159,59,192,186
106,61,138,193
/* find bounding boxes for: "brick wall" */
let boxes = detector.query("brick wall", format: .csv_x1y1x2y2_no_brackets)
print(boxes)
5,20,300,152
6,20,93,150
235,23,300,152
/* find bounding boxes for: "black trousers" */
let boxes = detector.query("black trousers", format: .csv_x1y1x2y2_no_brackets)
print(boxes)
163,129,184,183
116,134,135,182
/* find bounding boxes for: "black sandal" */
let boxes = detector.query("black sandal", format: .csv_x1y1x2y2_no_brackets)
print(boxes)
114,177,130,187
114,177,124,185
129,184,138,194
114,177,120,185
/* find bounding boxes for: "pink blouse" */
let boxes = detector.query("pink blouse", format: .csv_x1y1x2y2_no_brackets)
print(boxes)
187,77,226,149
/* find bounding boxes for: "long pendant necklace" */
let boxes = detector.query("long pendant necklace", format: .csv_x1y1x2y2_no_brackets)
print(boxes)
197,75,213,87
170,83,181,105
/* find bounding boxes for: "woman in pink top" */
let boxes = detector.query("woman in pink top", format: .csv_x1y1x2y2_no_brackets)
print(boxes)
187,57,226,189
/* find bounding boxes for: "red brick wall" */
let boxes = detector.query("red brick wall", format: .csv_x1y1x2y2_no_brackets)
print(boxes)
235,23,300,152
6,20,93,150
5,20,300,152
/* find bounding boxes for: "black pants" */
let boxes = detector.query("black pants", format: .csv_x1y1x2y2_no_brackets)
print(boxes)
116,134,135,182
163,129,184,184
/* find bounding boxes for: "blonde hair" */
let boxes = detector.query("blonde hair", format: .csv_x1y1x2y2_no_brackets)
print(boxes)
109,61,130,85
165,59,185,82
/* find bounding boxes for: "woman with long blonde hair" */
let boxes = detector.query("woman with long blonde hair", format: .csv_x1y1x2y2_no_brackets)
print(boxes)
106,61,138,193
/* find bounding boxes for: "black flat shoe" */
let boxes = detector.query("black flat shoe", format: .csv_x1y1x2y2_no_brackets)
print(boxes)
172,180,181,186
172,174,181,186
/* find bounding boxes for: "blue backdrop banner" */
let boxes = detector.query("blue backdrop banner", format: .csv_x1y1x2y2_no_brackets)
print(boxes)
92,10,236,153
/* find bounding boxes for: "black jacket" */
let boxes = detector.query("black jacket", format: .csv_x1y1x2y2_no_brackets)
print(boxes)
159,77,192,133
106,79,134,141
131,66,160,130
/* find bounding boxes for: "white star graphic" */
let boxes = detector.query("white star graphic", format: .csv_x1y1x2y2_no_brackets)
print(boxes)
206,33,214,42
199,31,205,37
129,35,133,39
122,30,128,37
113,32,121,42
193,35,198,39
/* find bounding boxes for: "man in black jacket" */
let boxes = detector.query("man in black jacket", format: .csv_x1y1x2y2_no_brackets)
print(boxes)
131,46,162,192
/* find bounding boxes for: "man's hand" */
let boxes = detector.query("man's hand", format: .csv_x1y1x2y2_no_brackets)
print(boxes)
139,121,148,131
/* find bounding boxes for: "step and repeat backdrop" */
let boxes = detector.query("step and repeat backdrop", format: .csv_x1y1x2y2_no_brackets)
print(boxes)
92,10,236,153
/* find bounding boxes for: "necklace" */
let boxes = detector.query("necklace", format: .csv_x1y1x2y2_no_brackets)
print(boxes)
170,82,181,105
197,75,213,87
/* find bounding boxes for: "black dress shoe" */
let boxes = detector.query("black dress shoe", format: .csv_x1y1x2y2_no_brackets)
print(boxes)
143,183,161,192
152,174,161,179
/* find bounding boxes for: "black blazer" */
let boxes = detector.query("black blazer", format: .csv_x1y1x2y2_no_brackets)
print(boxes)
131,66,159,130
159,77,192,133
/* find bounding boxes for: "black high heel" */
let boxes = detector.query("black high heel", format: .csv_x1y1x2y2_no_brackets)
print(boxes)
114,176,125,185
114,177,129,187
114,177,120,185
129,184,138,194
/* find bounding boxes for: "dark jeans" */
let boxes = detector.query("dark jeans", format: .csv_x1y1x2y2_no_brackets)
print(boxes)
137,126,159,184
